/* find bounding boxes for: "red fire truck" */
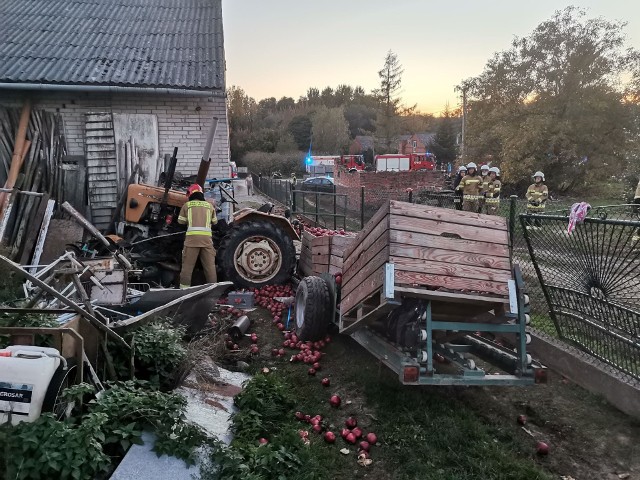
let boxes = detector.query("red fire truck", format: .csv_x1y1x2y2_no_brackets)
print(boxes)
374,153,435,172
337,155,365,172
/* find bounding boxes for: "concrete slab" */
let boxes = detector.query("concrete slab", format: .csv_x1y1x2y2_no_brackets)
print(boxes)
110,431,199,480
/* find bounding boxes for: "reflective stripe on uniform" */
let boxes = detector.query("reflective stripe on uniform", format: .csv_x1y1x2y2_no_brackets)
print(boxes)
464,195,482,200
486,198,500,204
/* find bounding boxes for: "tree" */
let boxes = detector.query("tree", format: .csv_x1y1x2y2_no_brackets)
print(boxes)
431,104,458,164
311,107,350,154
460,7,640,193
227,86,257,132
320,87,335,107
287,115,312,150
372,50,412,151
276,96,295,111
344,104,377,138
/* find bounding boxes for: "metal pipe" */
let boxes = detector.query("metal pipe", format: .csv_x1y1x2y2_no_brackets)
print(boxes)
0,83,222,97
196,117,220,188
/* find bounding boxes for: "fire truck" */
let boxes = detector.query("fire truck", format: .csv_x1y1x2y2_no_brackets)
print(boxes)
305,155,340,175
374,153,435,172
337,155,365,172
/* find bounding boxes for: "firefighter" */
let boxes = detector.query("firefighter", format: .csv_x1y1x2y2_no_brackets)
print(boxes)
526,171,548,228
484,167,501,214
457,162,483,212
291,172,297,186
453,165,467,210
479,164,490,213
177,184,218,288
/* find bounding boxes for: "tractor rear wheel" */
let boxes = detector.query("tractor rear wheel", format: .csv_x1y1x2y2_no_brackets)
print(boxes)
218,220,296,289
294,276,332,341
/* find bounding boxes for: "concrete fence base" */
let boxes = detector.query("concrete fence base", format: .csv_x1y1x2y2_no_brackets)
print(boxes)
529,332,640,419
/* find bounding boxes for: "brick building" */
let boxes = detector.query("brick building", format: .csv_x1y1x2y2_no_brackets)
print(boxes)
398,132,436,155
0,0,230,226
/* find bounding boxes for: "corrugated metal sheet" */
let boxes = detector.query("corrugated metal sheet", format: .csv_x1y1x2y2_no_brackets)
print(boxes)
85,113,118,230
0,0,224,90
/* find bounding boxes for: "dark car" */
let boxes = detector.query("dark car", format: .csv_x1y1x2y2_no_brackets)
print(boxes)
299,176,335,193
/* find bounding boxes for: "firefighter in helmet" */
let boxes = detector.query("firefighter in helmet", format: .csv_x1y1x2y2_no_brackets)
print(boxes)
453,165,467,210
456,162,483,212
484,167,501,215
526,171,548,228
479,164,490,213
177,184,218,288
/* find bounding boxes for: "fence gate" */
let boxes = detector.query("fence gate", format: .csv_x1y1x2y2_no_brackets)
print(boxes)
521,206,640,383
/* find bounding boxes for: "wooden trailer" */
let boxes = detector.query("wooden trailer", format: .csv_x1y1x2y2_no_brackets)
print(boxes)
295,200,545,386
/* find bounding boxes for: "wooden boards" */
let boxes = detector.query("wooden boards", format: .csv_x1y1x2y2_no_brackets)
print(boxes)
299,231,355,277
340,200,511,316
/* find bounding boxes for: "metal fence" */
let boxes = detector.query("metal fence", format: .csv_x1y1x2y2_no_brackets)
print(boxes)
252,173,349,230
521,206,640,383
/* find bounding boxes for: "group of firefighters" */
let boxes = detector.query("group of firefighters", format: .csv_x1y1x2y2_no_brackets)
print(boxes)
453,162,548,217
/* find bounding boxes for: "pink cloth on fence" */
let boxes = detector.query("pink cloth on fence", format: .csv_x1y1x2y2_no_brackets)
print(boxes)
567,202,591,235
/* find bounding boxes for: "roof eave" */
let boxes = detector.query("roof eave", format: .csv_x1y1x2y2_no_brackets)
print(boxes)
0,82,225,97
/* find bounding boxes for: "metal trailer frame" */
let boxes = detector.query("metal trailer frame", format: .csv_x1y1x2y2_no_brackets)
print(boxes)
319,264,545,386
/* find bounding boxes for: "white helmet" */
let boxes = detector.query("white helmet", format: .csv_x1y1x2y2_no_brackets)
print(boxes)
532,171,545,181
489,166,500,175
480,164,489,171
466,162,477,170
458,165,467,173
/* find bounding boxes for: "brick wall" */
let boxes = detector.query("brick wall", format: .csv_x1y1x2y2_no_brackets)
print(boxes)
334,167,446,219
0,89,230,177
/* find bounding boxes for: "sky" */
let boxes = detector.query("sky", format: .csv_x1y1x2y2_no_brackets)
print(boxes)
222,1,640,115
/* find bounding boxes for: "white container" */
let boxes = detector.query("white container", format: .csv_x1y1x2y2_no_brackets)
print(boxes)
0,346,61,425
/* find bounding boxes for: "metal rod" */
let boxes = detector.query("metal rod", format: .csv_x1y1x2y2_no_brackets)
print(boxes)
360,186,365,229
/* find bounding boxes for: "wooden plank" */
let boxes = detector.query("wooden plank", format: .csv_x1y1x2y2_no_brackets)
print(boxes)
311,235,331,247
311,253,330,264
310,244,331,256
86,144,116,152
394,270,509,296
84,129,116,138
389,200,508,231
343,200,390,259
28,198,55,274
343,227,389,280
390,256,512,283
85,114,112,122
390,214,508,245
329,264,342,275
343,214,389,275
340,265,385,316
389,244,511,270
85,121,113,130
19,194,51,265
389,229,509,258
330,255,343,269
341,245,390,299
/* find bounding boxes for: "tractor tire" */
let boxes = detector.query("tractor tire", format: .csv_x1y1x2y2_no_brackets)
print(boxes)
42,358,78,420
294,276,332,341
218,220,296,289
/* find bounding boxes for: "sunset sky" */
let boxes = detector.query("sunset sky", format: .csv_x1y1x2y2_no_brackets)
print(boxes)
222,1,640,115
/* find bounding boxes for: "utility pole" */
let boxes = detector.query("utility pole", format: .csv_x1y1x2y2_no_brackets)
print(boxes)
461,87,467,161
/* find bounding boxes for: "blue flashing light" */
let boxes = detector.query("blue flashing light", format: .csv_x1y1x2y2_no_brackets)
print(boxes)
305,156,312,165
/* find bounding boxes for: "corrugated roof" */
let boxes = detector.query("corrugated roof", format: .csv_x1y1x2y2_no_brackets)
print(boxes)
0,0,224,90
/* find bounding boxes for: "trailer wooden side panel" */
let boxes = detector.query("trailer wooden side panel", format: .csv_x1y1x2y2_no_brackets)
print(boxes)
340,200,511,316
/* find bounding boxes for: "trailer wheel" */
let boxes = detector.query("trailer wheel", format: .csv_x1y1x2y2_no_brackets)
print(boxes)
295,276,332,341
42,358,78,420
218,220,296,289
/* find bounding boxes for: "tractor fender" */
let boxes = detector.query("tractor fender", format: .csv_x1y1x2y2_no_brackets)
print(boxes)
232,210,300,241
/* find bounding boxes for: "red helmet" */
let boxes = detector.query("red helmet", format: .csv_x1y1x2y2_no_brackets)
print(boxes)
186,184,203,197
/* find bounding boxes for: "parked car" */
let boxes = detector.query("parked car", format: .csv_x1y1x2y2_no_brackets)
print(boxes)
299,176,335,193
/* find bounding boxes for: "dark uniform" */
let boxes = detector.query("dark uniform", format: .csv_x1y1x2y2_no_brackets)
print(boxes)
178,192,218,288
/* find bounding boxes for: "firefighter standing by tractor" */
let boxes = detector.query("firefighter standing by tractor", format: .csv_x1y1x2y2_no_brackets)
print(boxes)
456,162,483,212
452,165,467,210
484,167,501,214
526,171,549,228
479,164,490,213
177,184,218,288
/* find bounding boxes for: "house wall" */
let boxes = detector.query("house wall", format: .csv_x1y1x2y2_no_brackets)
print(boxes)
0,89,230,178
334,167,445,213
399,135,427,154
